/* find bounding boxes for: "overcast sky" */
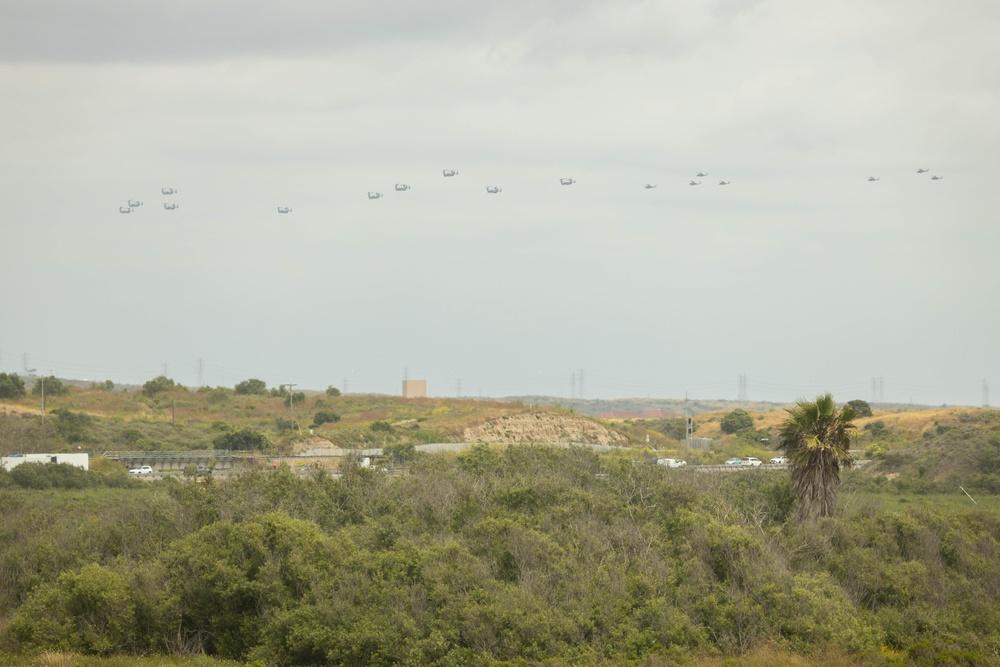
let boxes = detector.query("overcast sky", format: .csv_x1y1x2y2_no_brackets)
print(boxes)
1,0,998,406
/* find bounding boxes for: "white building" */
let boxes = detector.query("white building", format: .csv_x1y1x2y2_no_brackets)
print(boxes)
1,452,90,471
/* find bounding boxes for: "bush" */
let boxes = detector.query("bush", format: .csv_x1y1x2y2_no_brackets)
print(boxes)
721,409,754,434
312,410,341,427
213,427,271,452
235,378,268,395
847,399,874,418
0,372,26,399
32,376,70,397
50,407,92,443
142,376,182,396
370,420,392,433
326,385,342,397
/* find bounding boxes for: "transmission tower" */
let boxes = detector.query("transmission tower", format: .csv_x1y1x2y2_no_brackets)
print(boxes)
737,375,748,402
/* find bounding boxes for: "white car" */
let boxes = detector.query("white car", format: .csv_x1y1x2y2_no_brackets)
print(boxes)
129,465,153,475
770,456,789,465
740,457,762,467
656,458,687,468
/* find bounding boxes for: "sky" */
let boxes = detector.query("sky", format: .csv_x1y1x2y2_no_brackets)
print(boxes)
1,0,998,406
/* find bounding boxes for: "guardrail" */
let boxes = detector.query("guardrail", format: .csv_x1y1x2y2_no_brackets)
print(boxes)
102,450,251,460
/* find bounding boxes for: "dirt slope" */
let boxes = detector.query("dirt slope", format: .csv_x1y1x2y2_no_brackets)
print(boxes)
463,412,628,445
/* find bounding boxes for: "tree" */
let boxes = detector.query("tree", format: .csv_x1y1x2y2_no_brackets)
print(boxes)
312,410,341,427
846,399,873,418
720,409,754,434
775,394,856,521
0,372,26,399
325,385,341,397
142,376,181,396
235,378,268,395
32,376,70,397
213,426,271,452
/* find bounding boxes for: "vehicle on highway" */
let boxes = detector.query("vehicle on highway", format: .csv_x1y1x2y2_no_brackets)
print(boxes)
724,458,743,466
741,457,762,467
770,456,789,465
656,458,687,468
129,465,153,475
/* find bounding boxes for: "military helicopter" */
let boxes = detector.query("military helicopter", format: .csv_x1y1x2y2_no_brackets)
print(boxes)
118,206,133,213
367,192,383,200
868,176,880,182
916,168,929,174
163,203,179,210
696,172,708,178
930,175,944,180
644,184,657,189
560,177,575,185
689,180,701,186
442,169,458,177
161,187,177,195
485,186,502,194
277,206,292,214
394,184,410,191
127,200,143,207
718,180,731,185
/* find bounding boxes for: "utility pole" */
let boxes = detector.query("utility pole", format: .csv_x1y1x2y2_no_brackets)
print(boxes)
984,379,990,409
197,358,204,388
571,372,576,399
286,383,298,433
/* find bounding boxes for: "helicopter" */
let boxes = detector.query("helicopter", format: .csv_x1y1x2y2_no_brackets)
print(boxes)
118,206,132,213
644,184,657,189
868,176,880,182
485,186,502,194
689,180,701,186
931,175,944,180
696,172,708,177
718,180,730,185
367,192,383,200
442,169,458,177
277,207,292,214
560,177,575,185
916,168,929,174
394,184,410,191
163,203,179,210
161,187,177,195
127,200,143,207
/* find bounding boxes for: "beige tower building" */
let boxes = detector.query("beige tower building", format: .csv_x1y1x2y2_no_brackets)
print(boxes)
402,379,427,398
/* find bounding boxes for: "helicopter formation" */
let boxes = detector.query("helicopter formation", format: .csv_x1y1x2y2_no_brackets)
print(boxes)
868,169,944,182
117,165,944,214
119,188,178,213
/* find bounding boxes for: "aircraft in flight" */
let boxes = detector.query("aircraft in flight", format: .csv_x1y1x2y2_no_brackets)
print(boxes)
163,203,179,210
395,184,410,191
868,176,880,182
696,172,708,177
442,169,458,177
367,192,383,200
931,175,944,180
916,168,929,174
560,177,575,185
718,180,730,185
689,180,701,186
118,206,132,213
644,184,657,189
161,188,177,195
277,206,292,214
127,200,143,207
485,186,502,194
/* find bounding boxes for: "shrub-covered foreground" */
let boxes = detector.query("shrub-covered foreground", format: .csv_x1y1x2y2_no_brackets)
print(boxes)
2,447,999,666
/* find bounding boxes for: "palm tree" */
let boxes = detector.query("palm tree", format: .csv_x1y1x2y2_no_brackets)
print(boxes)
776,394,857,521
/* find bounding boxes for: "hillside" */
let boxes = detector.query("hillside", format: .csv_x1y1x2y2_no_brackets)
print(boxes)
0,384,634,456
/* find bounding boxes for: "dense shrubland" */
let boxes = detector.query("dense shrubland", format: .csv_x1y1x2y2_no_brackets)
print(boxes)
1,447,999,666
